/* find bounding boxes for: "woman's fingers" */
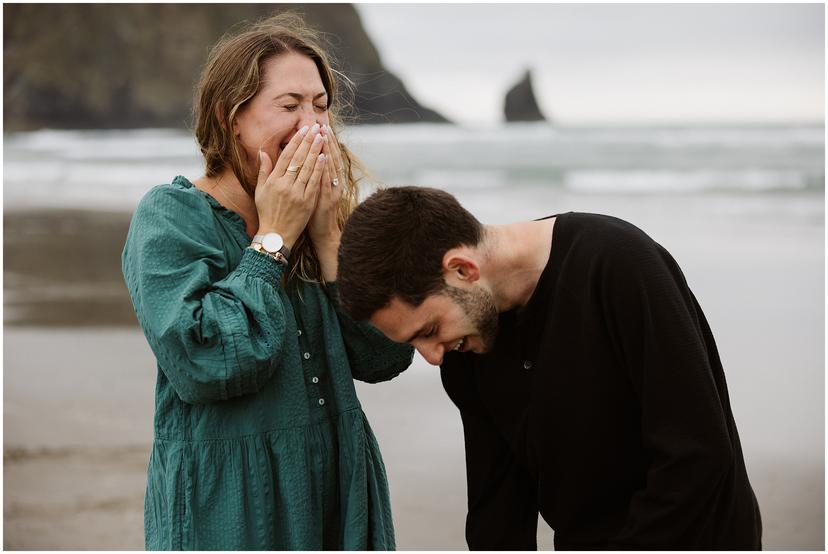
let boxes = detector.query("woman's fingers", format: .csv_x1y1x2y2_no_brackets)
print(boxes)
280,124,320,179
321,125,346,201
304,153,327,201
294,132,324,188
257,151,274,188
324,145,341,191
322,125,344,177
321,160,332,196
268,124,308,177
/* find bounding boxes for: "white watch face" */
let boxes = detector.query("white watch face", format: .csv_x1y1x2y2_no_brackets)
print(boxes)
261,233,284,253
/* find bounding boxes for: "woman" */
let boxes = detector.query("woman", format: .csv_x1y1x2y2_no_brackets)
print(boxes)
122,13,413,550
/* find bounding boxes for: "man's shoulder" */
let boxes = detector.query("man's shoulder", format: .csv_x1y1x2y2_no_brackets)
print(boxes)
561,212,651,241
546,212,677,296
556,212,661,259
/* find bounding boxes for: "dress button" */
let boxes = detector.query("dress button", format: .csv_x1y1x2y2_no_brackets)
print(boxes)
297,329,302,336
303,352,311,360
523,360,533,370
311,376,319,384
318,398,326,406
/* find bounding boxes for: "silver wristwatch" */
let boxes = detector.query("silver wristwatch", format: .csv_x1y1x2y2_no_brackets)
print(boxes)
250,232,290,266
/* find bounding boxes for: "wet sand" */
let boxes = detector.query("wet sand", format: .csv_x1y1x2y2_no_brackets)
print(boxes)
4,209,824,550
4,327,823,550
4,209,136,327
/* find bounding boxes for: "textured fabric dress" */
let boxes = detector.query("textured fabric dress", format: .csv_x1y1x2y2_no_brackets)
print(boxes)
122,176,414,550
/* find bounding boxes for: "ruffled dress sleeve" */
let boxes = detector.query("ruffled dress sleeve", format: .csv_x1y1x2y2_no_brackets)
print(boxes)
323,283,414,383
122,183,289,404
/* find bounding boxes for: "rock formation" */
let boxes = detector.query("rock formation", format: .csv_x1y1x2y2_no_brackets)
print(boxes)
3,4,448,131
503,69,547,123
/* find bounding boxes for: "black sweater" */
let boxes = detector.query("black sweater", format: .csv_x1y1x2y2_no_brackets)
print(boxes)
441,212,762,550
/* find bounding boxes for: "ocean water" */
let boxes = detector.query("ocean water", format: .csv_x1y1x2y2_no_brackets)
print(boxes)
3,123,824,211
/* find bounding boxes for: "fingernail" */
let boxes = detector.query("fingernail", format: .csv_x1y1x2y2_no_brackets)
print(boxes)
313,134,322,144
311,123,320,134
299,125,309,136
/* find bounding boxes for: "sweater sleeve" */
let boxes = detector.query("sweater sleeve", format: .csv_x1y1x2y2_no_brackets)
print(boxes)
121,185,289,404
323,283,414,383
602,236,736,548
440,359,539,550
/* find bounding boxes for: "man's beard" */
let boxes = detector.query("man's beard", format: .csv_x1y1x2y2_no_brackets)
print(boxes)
444,285,499,352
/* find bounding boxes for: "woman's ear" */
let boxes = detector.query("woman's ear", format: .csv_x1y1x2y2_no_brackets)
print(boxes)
214,103,232,133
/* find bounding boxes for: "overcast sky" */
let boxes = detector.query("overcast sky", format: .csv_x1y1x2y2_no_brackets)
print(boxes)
355,3,825,126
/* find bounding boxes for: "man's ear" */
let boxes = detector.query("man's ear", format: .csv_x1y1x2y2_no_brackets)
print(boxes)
442,247,480,285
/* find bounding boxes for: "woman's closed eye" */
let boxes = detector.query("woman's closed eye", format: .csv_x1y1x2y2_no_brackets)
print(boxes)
282,104,327,112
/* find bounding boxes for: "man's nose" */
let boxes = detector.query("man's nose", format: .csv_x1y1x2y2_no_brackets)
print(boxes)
416,342,445,366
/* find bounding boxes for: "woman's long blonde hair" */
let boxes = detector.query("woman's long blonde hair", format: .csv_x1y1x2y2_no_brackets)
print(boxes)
194,12,361,284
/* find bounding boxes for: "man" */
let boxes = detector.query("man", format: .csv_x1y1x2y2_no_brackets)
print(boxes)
336,186,762,550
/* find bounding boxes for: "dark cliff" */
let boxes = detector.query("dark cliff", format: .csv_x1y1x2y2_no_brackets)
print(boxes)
3,3,449,131
503,69,547,123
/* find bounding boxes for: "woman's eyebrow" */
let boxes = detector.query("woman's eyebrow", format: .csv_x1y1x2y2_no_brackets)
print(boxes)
273,92,328,101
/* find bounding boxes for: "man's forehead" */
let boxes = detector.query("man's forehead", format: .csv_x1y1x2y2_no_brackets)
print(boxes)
370,296,416,324
370,296,428,342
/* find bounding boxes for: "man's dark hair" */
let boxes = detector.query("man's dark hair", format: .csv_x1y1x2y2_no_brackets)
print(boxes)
337,186,484,320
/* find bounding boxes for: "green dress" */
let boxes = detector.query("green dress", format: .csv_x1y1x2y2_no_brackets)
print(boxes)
121,176,413,550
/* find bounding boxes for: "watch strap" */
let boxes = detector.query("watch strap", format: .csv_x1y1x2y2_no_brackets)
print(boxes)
249,243,288,266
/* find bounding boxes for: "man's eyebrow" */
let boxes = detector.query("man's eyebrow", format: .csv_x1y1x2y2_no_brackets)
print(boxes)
273,92,328,101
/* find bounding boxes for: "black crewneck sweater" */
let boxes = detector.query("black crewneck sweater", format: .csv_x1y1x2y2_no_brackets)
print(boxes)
441,212,762,550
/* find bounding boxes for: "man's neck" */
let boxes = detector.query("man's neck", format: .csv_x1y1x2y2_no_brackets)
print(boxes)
481,218,556,313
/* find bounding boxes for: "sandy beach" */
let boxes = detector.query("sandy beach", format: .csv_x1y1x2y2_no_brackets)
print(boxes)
4,326,823,550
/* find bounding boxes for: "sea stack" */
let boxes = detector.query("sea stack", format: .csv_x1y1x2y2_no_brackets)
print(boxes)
504,69,547,123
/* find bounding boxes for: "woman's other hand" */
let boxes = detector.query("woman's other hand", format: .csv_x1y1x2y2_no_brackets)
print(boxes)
308,125,347,280
255,124,326,249
308,125,346,246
